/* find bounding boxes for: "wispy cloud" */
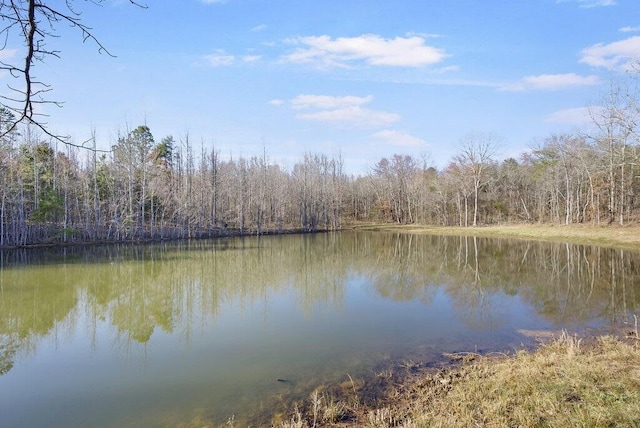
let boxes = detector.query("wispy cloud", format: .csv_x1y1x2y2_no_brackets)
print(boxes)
281,34,447,69
405,31,443,39
272,94,400,128
242,55,261,63
290,94,373,110
556,0,616,8
204,51,235,66
251,24,267,32
580,36,640,70
200,0,227,4
370,130,428,148
297,106,400,128
432,65,460,74
545,106,599,125
501,73,600,91
619,26,640,33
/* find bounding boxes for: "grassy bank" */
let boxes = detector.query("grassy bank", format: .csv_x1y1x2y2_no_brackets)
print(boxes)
352,223,640,252
268,333,640,428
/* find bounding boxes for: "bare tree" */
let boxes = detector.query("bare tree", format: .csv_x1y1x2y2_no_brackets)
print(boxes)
455,132,500,227
0,0,143,142
588,81,638,225
372,155,420,224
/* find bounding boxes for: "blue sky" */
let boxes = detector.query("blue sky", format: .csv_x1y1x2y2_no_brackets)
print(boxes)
10,0,640,173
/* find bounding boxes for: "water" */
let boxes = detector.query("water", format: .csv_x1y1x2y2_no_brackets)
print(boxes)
0,232,638,426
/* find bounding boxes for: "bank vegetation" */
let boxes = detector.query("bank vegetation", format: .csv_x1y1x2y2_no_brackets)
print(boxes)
263,333,640,428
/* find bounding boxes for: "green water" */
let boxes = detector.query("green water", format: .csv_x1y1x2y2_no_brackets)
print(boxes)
0,232,638,426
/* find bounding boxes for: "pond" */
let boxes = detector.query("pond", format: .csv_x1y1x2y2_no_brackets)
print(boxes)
0,231,638,427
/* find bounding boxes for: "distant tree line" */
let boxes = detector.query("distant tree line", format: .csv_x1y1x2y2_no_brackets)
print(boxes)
0,116,348,246
1,80,640,247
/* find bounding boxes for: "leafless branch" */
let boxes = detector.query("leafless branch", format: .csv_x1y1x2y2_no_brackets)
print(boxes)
0,0,144,149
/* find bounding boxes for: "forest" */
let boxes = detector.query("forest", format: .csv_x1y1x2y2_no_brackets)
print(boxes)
1,81,639,248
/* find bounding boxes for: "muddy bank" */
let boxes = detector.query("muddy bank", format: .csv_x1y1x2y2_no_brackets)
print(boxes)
257,325,640,428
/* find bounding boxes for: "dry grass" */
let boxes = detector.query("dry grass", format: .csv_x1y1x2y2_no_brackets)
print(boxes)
267,333,640,427
399,333,640,428
352,223,640,252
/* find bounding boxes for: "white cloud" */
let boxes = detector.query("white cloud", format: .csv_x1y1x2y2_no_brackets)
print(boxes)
297,106,400,128
501,73,600,91
557,0,616,7
203,51,259,66
371,130,428,148
200,0,227,4
251,24,267,32
204,51,235,66
619,26,640,33
291,94,373,110
545,106,599,125
580,36,640,70
282,34,447,69
277,93,400,128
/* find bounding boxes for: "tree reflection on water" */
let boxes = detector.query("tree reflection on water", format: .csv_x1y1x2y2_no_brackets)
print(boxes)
0,232,638,375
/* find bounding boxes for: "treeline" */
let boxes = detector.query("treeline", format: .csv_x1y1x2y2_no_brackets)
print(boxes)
1,82,640,247
0,117,348,246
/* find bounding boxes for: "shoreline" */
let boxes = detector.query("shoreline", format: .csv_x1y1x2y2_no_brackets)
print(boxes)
261,331,640,428
0,227,326,250
6,222,640,252
350,222,640,252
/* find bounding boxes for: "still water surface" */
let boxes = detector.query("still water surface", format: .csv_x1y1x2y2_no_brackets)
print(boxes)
0,232,638,426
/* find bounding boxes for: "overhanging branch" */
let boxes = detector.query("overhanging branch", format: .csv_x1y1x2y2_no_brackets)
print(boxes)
0,0,145,149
